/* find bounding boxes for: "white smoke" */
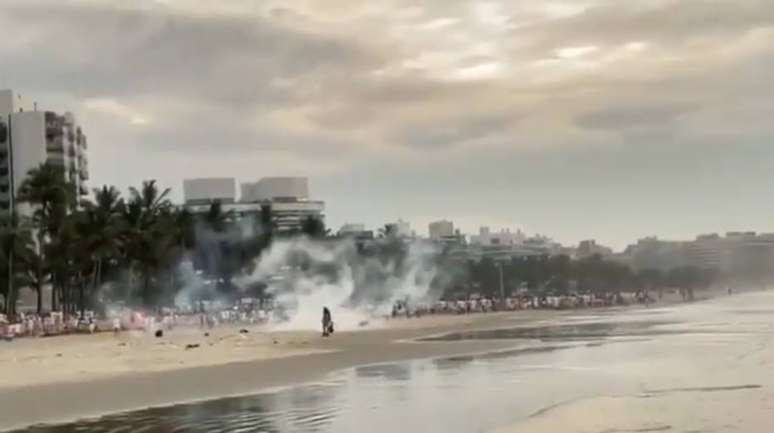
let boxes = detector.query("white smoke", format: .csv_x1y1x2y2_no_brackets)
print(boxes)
234,237,442,331
173,258,212,310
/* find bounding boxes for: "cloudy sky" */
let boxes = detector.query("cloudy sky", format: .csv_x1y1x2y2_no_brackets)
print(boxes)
2,0,773,249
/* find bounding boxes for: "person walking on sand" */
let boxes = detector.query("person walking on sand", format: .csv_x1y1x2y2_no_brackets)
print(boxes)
322,307,333,337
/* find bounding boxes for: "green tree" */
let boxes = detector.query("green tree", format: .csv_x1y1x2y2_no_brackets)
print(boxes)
122,180,175,305
16,163,77,312
301,215,327,239
0,215,37,315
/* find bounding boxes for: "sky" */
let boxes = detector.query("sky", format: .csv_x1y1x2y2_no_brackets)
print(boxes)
1,0,773,250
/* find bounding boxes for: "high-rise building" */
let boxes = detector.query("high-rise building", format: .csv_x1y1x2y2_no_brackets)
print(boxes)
621,237,688,272
575,239,614,260
428,220,454,240
240,177,309,202
0,89,89,216
469,226,526,246
182,176,325,233
183,178,236,205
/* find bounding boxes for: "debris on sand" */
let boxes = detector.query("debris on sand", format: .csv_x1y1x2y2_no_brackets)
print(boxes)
239,329,249,334
155,330,164,338
185,343,200,350
204,332,210,337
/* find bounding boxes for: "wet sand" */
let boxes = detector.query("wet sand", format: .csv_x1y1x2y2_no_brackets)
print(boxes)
0,291,722,431
491,291,774,433
0,310,565,431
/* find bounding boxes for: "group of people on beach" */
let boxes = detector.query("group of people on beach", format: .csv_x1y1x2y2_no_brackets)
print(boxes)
0,312,98,339
392,291,661,318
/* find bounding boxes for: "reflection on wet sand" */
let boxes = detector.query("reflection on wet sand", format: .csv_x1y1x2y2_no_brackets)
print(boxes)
11,291,774,433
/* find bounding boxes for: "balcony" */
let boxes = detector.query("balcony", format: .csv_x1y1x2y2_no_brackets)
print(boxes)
79,184,88,196
79,166,89,181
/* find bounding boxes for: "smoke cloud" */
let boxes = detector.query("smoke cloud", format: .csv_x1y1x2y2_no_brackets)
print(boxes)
234,237,442,331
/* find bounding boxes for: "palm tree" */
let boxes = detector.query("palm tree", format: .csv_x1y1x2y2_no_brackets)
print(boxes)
202,200,234,233
378,224,397,238
16,163,76,312
129,180,171,227
82,186,125,289
0,214,36,315
301,215,328,238
16,163,76,236
123,180,175,305
15,235,49,314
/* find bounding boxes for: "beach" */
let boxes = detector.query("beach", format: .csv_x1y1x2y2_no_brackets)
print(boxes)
0,289,747,432
0,309,563,431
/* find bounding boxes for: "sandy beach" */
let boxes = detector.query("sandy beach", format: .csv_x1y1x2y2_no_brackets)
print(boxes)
0,290,729,432
0,309,567,431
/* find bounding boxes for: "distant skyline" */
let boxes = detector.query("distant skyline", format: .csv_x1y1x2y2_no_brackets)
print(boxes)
2,0,773,250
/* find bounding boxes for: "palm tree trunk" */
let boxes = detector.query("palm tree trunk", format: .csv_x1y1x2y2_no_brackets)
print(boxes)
51,274,58,312
79,283,85,318
143,270,151,306
92,258,102,291
36,285,42,314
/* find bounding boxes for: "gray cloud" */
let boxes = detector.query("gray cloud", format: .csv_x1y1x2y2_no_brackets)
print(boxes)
1,0,773,248
576,103,698,131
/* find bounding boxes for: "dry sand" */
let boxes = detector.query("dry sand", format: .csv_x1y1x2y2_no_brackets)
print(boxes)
0,310,563,430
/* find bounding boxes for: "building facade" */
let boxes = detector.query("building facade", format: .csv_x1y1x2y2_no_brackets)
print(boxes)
469,227,527,246
621,237,688,272
183,178,236,205
240,177,308,202
428,220,454,240
575,239,614,260
0,89,89,216
182,176,325,233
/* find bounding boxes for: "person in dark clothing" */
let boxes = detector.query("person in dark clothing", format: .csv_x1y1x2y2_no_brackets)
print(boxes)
322,307,333,337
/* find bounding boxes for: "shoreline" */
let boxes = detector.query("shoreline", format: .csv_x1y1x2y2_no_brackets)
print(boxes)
0,292,722,431
0,310,561,431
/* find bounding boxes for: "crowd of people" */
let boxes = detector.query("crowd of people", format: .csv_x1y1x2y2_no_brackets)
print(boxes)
2,289,667,340
393,290,656,318
0,311,98,339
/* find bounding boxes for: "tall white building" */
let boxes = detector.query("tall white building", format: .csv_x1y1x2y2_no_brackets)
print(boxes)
339,223,366,235
428,220,454,240
183,178,236,205
0,89,89,216
469,227,526,246
182,176,325,233
240,177,308,202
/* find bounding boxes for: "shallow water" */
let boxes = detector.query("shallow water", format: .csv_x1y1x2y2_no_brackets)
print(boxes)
12,292,774,433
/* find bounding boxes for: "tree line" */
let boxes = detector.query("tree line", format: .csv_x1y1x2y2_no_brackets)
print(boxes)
0,162,729,317
454,254,720,298
0,163,331,317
